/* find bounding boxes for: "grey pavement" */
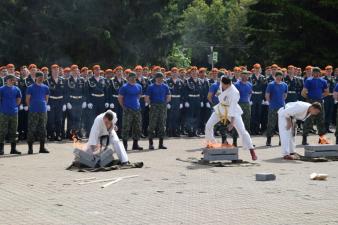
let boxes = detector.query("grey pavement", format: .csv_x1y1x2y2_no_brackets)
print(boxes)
0,134,338,225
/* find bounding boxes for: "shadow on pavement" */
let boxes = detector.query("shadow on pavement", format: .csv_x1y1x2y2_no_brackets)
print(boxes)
263,157,302,164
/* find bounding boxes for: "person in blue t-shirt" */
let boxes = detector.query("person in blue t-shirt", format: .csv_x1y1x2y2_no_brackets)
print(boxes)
301,67,329,145
265,71,288,146
118,72,143,151
0,74,22,155
234,71,252,133
145,72,171,150
26,71,50,154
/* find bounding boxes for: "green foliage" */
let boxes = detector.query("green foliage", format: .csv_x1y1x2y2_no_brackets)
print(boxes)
166,43,191,68
0,0,337,68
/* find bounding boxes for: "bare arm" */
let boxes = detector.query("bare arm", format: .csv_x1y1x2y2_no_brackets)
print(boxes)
166,95,171,103
16,98,21,106
265,93,270,102
301,88,308,98
334,91,338,101
207,92,213,104
144,95,150,104
26,95,31,107
118,95,125,109
323,88,329,97
45,95,49,103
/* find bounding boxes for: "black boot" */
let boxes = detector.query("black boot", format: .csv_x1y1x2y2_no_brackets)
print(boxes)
159,138,167,149
149,138,154,150
302,136,308,145
132,140,143,150
266,137,271,147
39,141,49,153
221,136,228,144
28,142,33,154
10,143,21,155
0,143,4,155
123,140,128,150
232,138,237,147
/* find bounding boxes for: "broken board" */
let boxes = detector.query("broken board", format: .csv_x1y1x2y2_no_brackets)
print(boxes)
202,147,239,162
304,145,338,158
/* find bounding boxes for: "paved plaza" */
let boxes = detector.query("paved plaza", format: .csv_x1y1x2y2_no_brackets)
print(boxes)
0,134,338,225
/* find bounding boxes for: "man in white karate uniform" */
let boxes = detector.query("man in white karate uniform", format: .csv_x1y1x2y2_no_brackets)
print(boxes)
205,76,257,161
278,101,321,160
87,110,129,164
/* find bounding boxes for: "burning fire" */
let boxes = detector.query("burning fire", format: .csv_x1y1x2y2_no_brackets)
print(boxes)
318,135,330,144
205,141,235,149
72,134,87,151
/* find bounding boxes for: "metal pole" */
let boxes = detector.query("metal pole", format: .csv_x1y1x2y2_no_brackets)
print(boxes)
210,46,214,69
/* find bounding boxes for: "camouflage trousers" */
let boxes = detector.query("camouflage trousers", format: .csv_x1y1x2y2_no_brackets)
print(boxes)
121,108,142,141
148,103,167,139
266,109,279,137
239,102,251,132
0,113,18,143
27,112,47,143
303,100,326,136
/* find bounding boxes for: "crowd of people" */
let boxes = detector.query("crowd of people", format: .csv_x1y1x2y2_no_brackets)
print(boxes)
0,63,337,156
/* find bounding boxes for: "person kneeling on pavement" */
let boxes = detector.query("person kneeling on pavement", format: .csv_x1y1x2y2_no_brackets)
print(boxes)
86,110,129,165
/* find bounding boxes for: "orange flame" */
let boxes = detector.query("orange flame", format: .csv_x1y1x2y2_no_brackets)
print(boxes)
72,134,87,151
319,135,330,144
205,141,235,149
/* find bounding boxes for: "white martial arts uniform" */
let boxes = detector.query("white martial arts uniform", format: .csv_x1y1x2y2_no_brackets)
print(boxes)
278,101,311,156
205,84,254,150
87,110,129,163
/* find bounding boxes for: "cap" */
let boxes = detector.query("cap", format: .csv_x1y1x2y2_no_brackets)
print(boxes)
217,72,225,78
6,64,14,69
5,74,16,80
35,71,44,78
134,65,143,71
81,67,88,72
154,72,164,79
93,65,100,70
275,71,283,77
241,70,251,75
128,71,137,78
28,64,37,70
312,67,321,73
253,63,261,69
71,64,78,70
171,67,178,72
115,66,123,71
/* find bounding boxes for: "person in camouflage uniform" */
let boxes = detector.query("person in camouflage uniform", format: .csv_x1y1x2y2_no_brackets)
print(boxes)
265,71,288,146
118,72,143,151
301,67,329,145
145,72,171,150
235,71,252,132
0,74,22,155
26,71,50,154
322,65,335,133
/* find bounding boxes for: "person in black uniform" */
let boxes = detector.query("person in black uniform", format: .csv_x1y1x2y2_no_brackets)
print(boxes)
65,64,87,139
45,64,66,141
250,64,267,135
184,66,203,137
166,67,184,137
87,65,108,131
322,65,335,133
110,66,126,136
199,67,212,135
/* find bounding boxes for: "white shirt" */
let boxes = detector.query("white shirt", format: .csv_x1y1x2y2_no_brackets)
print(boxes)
278,101,311,121
215,84,243,117
87,110,118,146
